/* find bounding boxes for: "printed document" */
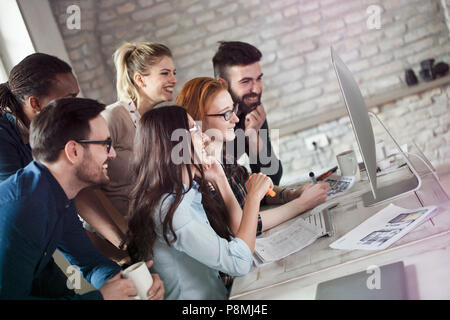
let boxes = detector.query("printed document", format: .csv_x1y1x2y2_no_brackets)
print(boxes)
330,204,437,251
253,217,321,267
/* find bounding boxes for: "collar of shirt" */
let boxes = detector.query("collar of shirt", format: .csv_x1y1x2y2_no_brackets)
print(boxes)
32,161,73,211
181,180,202,202
183,179,200,191
3,112,30,145
125,100,141,127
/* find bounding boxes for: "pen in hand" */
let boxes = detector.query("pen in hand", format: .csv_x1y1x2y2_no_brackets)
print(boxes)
317,166,338,181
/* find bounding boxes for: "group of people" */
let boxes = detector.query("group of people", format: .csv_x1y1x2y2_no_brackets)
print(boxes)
0,41,329,300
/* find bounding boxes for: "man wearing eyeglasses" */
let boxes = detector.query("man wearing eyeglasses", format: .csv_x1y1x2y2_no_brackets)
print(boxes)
0,97,164,300
212,41,282,185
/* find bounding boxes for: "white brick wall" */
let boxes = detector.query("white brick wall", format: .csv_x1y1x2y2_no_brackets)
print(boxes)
49,0,450,178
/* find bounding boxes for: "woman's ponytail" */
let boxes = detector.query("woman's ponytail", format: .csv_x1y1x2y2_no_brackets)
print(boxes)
113,43,140,106
0,82,25,124
113,42,172,108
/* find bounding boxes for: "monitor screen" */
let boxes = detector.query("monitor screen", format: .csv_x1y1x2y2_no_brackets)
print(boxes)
331,47,378,199
330,47,420,206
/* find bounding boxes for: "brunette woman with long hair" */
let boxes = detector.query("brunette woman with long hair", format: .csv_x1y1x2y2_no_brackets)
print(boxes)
126,105,272,300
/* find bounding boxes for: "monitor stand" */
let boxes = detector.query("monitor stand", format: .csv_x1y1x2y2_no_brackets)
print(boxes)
361,112,422,207
362,175,420,207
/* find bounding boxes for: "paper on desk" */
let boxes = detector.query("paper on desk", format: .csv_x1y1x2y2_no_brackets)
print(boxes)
329,204,437,251
253,217,322,267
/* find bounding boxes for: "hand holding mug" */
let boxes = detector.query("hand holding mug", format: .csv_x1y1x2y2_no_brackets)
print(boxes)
122,260,164,300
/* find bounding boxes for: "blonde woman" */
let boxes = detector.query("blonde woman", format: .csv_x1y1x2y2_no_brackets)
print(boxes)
76,42,177,263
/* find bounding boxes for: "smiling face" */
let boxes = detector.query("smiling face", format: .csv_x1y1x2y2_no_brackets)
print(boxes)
224,62,263,114
203,89,239,143
137,55,177,106
75,115,116,187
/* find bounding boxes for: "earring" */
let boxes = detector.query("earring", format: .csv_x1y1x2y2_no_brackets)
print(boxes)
30,98,41,113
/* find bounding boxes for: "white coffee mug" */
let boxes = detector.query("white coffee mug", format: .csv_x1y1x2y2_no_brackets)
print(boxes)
336,150,360,180
122,261,153,300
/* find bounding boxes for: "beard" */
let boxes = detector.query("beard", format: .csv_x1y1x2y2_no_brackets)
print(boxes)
228,84,262,115
75,150,110,187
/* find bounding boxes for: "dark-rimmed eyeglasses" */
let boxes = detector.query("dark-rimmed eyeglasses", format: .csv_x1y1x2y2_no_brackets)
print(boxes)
206,103,238,121
75,138,113,153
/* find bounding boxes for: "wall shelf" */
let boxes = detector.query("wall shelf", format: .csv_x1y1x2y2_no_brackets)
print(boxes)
276,74,450,138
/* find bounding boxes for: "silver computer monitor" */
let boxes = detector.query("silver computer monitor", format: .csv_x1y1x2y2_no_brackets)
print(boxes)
331,47,420,207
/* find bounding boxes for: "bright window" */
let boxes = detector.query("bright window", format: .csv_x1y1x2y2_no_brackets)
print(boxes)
0,0,35,75
0,57,7,83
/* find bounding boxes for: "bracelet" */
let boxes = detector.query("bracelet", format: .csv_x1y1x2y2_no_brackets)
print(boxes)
118,239,126,250
256,214,263,236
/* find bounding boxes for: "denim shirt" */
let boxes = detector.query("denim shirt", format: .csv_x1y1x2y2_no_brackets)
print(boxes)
0,161,121,299
0,113,33,182
151,181,253,300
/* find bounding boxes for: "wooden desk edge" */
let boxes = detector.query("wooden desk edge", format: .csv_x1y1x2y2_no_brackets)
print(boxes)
230,228,450,300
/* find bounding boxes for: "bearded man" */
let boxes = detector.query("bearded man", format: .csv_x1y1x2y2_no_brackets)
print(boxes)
212,41,283,185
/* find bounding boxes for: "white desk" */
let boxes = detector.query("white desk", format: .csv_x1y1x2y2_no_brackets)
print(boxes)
230,156,450,300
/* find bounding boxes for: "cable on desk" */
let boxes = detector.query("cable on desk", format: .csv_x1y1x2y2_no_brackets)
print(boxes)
389,151,449,211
